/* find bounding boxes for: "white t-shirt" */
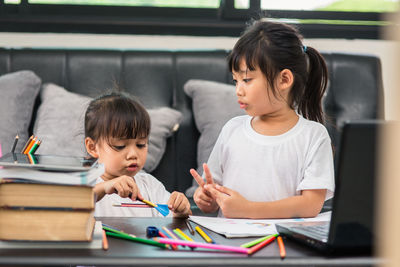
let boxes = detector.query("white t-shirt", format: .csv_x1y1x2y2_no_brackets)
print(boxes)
94,171,171,217
206,115,335,215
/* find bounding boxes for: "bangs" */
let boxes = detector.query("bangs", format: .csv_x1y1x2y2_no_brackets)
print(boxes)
228,40,261,73
228,31,274,79
103,98,149,143
85,93,150,145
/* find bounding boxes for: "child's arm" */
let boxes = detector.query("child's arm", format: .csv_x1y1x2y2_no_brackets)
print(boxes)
206,184,326,219
190,163,219,214
93,175,143,202
167,192,192,218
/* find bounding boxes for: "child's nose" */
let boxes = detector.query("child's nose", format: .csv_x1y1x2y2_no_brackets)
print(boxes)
236,82,244,96
126,148,138,159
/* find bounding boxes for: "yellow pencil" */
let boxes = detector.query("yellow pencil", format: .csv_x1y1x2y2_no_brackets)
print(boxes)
174,228,194,242
195,226,212,243
141,199,157,207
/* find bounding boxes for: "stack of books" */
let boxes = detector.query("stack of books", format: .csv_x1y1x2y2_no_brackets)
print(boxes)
0,155,104,248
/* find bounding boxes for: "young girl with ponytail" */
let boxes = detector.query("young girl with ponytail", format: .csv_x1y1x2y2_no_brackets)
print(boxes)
190,19,335,219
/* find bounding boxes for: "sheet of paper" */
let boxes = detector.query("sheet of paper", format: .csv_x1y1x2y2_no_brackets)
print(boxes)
189,211,331,238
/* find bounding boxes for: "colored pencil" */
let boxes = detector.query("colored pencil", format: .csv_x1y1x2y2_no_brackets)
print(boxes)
185,219,195,235
174,228,194,242
200,227,216,244
102,224,136,237
112,203,151,208
11,134,18,153
277,235,286,259
240,234,276,248
29,140,41,154
20,135,33,153
141,199,157,207
160,228,179,250
23,136,37,154
157,229,175,250
28,139,40,154
156,238,249,254
162,227,179,241
106,231,166,249
247,235,277,255
102,229,109,250
120,202,149,206
195,226,213,243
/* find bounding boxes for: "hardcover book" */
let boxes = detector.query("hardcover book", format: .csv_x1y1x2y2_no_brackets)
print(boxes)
0,208,95,241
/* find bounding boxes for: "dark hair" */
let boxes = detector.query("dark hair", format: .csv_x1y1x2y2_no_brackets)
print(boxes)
227,19,328,124
84,91,150,145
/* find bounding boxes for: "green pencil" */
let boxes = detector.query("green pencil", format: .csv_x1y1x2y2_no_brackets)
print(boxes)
240,234,277,248
105,231,167,249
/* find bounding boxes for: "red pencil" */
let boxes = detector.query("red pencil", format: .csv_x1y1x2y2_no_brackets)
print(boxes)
247,235,276,255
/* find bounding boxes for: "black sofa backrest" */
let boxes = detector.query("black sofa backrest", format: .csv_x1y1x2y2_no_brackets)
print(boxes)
0,48,384,193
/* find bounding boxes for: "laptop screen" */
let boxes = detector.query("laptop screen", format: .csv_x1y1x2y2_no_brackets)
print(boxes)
328,121,380,250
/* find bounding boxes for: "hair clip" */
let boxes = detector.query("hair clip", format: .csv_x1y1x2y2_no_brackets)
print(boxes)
303,45,307,53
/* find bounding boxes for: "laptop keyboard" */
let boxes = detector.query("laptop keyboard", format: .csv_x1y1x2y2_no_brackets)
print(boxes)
291,223,329,241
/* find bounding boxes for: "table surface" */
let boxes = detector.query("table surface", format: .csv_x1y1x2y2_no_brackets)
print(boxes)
0,217,381,267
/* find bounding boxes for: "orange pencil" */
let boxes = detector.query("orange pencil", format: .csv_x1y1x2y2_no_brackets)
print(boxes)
277,235,286,259
20,135,33,153
23,137,37,154
102,229,109,250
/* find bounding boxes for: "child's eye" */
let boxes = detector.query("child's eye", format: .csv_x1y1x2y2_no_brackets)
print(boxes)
232,79,237,85
137,143,147,149
243,78,252,83
113,145,125,150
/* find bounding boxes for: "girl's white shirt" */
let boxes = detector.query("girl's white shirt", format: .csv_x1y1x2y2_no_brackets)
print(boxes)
206,115,335,216
94,171,171,217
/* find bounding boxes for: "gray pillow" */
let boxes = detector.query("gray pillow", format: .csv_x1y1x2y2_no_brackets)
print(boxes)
33,83,182,173
0,71,41,154
184,79,245,196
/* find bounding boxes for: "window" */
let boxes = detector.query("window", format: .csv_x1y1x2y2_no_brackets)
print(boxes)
1,0,398,39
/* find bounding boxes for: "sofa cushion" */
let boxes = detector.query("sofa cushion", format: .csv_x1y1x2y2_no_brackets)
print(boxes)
184,79,245,196
0,70,41,154
33,83,182,173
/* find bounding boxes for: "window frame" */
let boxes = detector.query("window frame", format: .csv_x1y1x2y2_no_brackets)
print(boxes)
0,0,397,39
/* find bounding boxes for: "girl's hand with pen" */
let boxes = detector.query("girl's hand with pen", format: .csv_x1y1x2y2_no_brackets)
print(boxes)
190,163,219,214
94,175,143,202
167,191,192,218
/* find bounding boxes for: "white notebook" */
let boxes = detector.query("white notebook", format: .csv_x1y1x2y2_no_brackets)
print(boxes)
189,212,331,238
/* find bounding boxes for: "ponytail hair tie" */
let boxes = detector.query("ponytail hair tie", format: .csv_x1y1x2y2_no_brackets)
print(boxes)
303,45,307,53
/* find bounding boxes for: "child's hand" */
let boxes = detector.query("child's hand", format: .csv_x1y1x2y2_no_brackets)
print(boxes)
190,163,219,213
102,175,143,200
168,191,192,217
205,184,249,218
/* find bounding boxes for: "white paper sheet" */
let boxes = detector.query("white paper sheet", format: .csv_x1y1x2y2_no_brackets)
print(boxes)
189,211,332,238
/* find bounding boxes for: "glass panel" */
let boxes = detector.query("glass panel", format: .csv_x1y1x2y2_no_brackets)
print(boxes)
5,0,21,3
28,0,219,8
261,0,399,13
235,0,249,9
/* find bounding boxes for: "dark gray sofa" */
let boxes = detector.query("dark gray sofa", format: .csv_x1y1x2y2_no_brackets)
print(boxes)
0,48,384,194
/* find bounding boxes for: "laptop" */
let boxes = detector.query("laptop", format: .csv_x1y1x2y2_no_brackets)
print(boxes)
276,120,383,254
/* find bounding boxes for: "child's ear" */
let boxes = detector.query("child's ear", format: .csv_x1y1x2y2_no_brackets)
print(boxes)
277,69,294,91
85,137,99,158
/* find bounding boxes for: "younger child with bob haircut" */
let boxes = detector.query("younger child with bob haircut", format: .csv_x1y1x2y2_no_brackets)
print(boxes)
85,91,191,217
